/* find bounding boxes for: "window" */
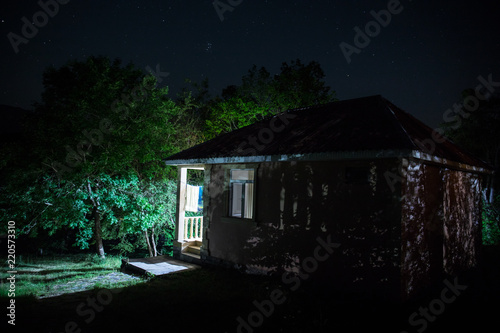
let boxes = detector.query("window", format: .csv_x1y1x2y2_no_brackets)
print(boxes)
229,169,255,219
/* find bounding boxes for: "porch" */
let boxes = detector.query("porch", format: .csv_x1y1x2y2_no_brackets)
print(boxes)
178,216,203,258
173,165,207,264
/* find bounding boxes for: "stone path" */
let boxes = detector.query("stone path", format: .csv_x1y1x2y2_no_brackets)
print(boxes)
123,255,200,276
38,271,142,298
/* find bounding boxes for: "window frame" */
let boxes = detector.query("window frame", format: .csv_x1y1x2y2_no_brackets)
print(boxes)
224,166,257,222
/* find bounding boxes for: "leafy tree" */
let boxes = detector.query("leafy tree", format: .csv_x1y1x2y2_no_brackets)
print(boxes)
205,59,336,137
1,56,190,257
442,90,500,244
272,59,335,108
109,175,177,257
205,97,271,136
175,77,212,148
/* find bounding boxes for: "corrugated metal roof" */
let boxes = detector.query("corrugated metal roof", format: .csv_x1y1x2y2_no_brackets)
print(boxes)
164,95,492,171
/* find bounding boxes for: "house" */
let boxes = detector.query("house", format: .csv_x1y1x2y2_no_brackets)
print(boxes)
164,95,493,300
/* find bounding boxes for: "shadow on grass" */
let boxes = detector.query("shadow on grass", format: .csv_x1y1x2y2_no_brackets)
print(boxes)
1,268,119,287
6,267,116,276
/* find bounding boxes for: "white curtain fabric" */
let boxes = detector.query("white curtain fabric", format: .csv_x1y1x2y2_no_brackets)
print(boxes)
231,183,242,217
185,184,200,212
244,183,254,219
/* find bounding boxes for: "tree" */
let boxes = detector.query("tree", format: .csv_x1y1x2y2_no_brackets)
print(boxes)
175,77,212,148
442,90,500,202
205,59,336,137
1,56,189,257
442,90,500,244
115,176,177,257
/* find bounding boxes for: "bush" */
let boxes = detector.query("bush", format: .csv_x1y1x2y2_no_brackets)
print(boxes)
483,196,500,245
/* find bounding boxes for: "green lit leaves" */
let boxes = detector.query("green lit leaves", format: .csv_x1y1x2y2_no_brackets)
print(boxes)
483,196,500,245
205,60,336,138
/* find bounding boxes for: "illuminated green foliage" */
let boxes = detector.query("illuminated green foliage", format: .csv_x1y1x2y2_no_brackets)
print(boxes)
0,56,193,257
205,59,336,138
483,196,500,245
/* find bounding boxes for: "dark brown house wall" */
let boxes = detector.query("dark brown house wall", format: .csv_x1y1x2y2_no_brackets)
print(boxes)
205,159,403,295
442,169,482,274
203,164,258,265
401,161,482,299
401,162,444,299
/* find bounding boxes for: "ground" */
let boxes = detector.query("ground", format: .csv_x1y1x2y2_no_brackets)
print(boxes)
38,272,141,298
2,247,500,333
0,254,143,298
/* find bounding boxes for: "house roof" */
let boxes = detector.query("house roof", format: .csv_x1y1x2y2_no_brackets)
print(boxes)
165,95,492,172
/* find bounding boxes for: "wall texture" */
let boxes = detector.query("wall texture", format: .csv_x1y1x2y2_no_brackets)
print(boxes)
401,160,482,299
202,158,483,300
204,159,403,296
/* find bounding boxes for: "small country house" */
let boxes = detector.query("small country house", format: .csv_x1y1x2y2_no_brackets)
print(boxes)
164,95,492,300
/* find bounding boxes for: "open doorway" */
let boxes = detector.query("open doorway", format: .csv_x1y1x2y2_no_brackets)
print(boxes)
175,166,205,261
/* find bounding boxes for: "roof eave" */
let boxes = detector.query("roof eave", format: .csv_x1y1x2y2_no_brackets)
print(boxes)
165,150,494,174
410,150,494,174
164,149,414,166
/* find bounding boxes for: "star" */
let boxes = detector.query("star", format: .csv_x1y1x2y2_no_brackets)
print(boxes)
205,42,213,53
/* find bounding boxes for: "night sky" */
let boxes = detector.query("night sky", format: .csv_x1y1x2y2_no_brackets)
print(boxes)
1,0,499,128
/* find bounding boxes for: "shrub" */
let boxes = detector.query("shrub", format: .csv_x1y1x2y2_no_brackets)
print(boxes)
483,196,500,245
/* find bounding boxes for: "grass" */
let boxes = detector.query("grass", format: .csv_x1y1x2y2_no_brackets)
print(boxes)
0,254,144,298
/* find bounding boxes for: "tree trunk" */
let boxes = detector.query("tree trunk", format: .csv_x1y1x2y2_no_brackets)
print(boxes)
151,227,157,257
87,179,105,258
144,229,153,257
94,208,105,258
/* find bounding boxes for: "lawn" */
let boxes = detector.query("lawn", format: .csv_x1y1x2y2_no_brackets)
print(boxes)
3,248,500,333
0,254,145,299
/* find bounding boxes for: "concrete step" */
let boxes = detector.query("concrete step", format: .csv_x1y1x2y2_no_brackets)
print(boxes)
179,252,202,265
186,245,201,255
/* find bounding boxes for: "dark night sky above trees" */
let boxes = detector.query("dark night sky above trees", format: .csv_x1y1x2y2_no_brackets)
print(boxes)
1,0,499,128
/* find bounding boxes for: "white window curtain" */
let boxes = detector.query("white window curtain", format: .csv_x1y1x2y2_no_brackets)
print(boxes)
244,183,254,219
231,183,243,217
